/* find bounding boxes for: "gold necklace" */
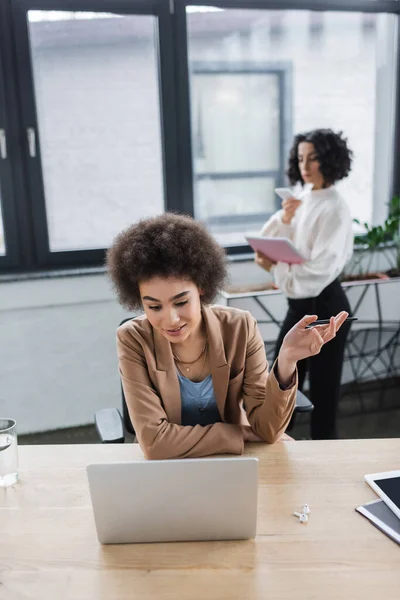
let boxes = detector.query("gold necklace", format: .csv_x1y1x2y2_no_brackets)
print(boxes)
173,342,207,372
177,345,209,380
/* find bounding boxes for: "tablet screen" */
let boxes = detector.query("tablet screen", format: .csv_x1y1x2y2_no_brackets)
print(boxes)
375,476,400,510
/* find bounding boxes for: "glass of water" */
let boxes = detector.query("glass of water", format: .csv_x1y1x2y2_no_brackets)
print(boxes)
0,419,18,487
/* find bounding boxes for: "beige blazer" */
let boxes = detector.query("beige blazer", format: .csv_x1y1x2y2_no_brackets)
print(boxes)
117,305,297,459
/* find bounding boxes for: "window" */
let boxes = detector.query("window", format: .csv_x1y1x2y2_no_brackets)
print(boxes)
185,7,397,247
190,63,291,246
0,0,399,272
27,10,165,252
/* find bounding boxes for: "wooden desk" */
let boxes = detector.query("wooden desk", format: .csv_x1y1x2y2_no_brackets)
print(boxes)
1,440,399,599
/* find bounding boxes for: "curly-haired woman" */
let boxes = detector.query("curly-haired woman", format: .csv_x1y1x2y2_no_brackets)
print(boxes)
255,128,354,440
107,213,348,459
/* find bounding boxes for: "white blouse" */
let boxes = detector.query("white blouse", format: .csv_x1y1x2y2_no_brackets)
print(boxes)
260,186,353,299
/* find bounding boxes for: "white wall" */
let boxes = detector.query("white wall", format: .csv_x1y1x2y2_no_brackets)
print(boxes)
1,260,399,434
0,275,125,433
0,261,270,434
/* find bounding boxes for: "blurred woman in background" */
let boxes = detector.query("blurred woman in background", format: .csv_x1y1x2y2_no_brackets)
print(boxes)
255,128,354,440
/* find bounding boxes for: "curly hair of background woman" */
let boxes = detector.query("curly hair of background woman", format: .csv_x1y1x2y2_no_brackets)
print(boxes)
287,128,353,187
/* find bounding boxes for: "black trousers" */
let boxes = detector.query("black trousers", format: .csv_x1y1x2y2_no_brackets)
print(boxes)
275,278,351,440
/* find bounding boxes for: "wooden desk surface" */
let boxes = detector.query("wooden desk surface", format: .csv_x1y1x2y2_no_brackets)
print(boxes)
1,439,399,600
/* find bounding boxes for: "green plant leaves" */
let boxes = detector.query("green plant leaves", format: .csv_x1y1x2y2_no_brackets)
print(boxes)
351,195,400,274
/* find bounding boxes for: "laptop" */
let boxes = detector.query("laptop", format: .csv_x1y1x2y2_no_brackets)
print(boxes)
87,457,258,544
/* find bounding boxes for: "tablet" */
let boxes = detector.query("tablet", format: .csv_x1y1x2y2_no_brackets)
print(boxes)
356,499,400,545
246,236,306,265
364,470,400,519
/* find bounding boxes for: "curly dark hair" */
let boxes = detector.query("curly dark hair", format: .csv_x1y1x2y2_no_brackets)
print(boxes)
287,128,353,186
106,213,228,311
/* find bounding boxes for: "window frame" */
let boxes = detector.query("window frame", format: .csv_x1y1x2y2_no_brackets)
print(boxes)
0,1,23,269
0,0,398,273
190,61,292,229
175,0,400,255
8,0,180,270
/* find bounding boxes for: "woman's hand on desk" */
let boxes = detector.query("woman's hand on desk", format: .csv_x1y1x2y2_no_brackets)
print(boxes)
278,433,295,442
254,251,276,272
279,311,349,365
281,198,302,224
240,427,294,443
241,425,264,443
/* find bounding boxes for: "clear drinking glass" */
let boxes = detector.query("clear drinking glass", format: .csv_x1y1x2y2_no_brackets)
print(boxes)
0,419,18,487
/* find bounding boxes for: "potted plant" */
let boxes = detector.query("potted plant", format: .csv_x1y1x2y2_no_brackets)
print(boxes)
343,196,400,281
384,195,400,277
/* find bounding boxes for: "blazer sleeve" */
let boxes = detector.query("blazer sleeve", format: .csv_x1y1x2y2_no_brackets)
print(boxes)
117,328,244,460
242,313,297,443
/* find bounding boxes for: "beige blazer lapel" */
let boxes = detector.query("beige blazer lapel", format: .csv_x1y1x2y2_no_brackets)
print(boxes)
202,306,230,422
153,328,182,425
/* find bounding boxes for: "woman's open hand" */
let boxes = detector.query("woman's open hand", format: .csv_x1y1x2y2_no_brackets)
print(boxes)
279,311,349,365
254,250,276,272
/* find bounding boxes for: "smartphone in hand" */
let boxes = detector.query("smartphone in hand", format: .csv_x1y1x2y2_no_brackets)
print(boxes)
274,188,293,202
274,183,314,202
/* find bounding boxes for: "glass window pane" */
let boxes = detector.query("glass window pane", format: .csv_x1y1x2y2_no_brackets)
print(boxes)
192,72,280,175
28,11,164,252
196,177,276,219
186,7,389,246
196,176,276,246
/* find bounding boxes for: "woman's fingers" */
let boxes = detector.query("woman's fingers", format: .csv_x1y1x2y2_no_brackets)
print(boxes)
256,256,269,269
278,433,295,442
282,199,302,216
334,311,349,331
256,258,272,272
311,328,324,354
310,312,349,345
321,316,336,343
296,314,318,329
255,252,266,267
282,198,300,209
255,250,276,272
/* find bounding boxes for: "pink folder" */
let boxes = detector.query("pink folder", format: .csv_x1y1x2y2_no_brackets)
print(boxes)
245,236,305,265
